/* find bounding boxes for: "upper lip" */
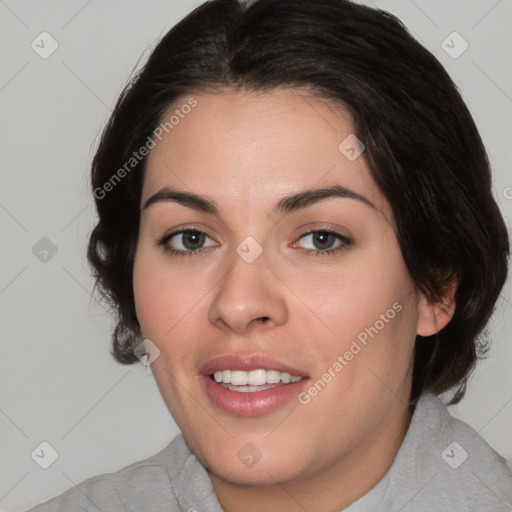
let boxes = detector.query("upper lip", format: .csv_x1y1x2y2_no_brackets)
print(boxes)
199,353,309,377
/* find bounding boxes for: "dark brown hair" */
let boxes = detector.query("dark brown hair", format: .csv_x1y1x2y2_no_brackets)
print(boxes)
87,0,509,404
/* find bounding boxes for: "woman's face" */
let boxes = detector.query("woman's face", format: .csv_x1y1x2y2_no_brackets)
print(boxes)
133,88,430,488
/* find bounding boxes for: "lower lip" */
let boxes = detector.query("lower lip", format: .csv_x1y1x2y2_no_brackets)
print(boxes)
201,375,309,417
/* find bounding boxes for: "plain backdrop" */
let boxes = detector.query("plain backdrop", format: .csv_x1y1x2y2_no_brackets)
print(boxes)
0,0,511,510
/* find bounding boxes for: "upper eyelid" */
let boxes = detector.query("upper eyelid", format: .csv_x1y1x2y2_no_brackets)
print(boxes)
162,226,216,242
293,230,351,248
162,228,216,245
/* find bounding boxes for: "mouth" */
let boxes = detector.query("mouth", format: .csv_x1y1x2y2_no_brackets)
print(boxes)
199,354,309,417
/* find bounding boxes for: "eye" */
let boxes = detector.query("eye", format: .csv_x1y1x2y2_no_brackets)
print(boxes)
157,227,351,258
157,229,216,257
294,229,351,256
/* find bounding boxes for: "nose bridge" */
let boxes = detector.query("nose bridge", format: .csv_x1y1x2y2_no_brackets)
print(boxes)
208,241,288,333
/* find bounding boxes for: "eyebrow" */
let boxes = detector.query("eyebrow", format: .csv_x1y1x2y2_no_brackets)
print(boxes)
142,184,376,216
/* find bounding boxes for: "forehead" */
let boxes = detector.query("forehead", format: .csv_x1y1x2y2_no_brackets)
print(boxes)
142,88,387,215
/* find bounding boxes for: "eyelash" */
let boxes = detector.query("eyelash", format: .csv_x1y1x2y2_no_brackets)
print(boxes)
157,228,352,258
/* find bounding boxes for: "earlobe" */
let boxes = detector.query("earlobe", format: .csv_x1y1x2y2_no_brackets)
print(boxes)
416,279,457,337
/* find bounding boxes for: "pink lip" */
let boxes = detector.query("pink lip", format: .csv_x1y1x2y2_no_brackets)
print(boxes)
199,353,310,417
201,375,309,417
199,353,308,377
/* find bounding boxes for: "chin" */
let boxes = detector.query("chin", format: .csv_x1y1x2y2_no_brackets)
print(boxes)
203,454,304,487
184,432,305,486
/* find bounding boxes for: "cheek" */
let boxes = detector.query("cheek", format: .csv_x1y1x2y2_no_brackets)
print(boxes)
132,245,216,366
297,241,418,382
132,246,185,339
300,247,413,339
132,251,160,335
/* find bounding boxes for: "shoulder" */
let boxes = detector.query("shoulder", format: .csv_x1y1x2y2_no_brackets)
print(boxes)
26,434,189,512
385,392,512,511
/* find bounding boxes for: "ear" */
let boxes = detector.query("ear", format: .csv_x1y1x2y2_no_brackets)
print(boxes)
416,278,457,337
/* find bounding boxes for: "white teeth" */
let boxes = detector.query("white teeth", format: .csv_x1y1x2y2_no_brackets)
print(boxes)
248,369,266,386
266,370,281,384
230,370,248,386
224,383,276,392
212,369,303,386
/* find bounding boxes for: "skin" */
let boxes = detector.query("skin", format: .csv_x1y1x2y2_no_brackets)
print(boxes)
132,88,455,511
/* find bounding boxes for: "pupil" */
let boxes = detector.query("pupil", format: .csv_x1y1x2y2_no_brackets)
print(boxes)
314,232,334,250
183,231,204,250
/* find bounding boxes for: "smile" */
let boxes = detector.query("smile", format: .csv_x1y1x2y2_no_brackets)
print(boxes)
200,354,309,417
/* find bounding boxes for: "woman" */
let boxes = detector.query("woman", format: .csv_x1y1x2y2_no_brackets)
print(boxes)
28,0,512,510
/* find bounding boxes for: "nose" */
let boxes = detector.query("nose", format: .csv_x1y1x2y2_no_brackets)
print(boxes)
207,247,289,334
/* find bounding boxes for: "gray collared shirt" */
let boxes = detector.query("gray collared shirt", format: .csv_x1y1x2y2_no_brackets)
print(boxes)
26,393,512,511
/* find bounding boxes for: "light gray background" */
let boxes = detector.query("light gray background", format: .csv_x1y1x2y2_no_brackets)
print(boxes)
0,1,511,510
